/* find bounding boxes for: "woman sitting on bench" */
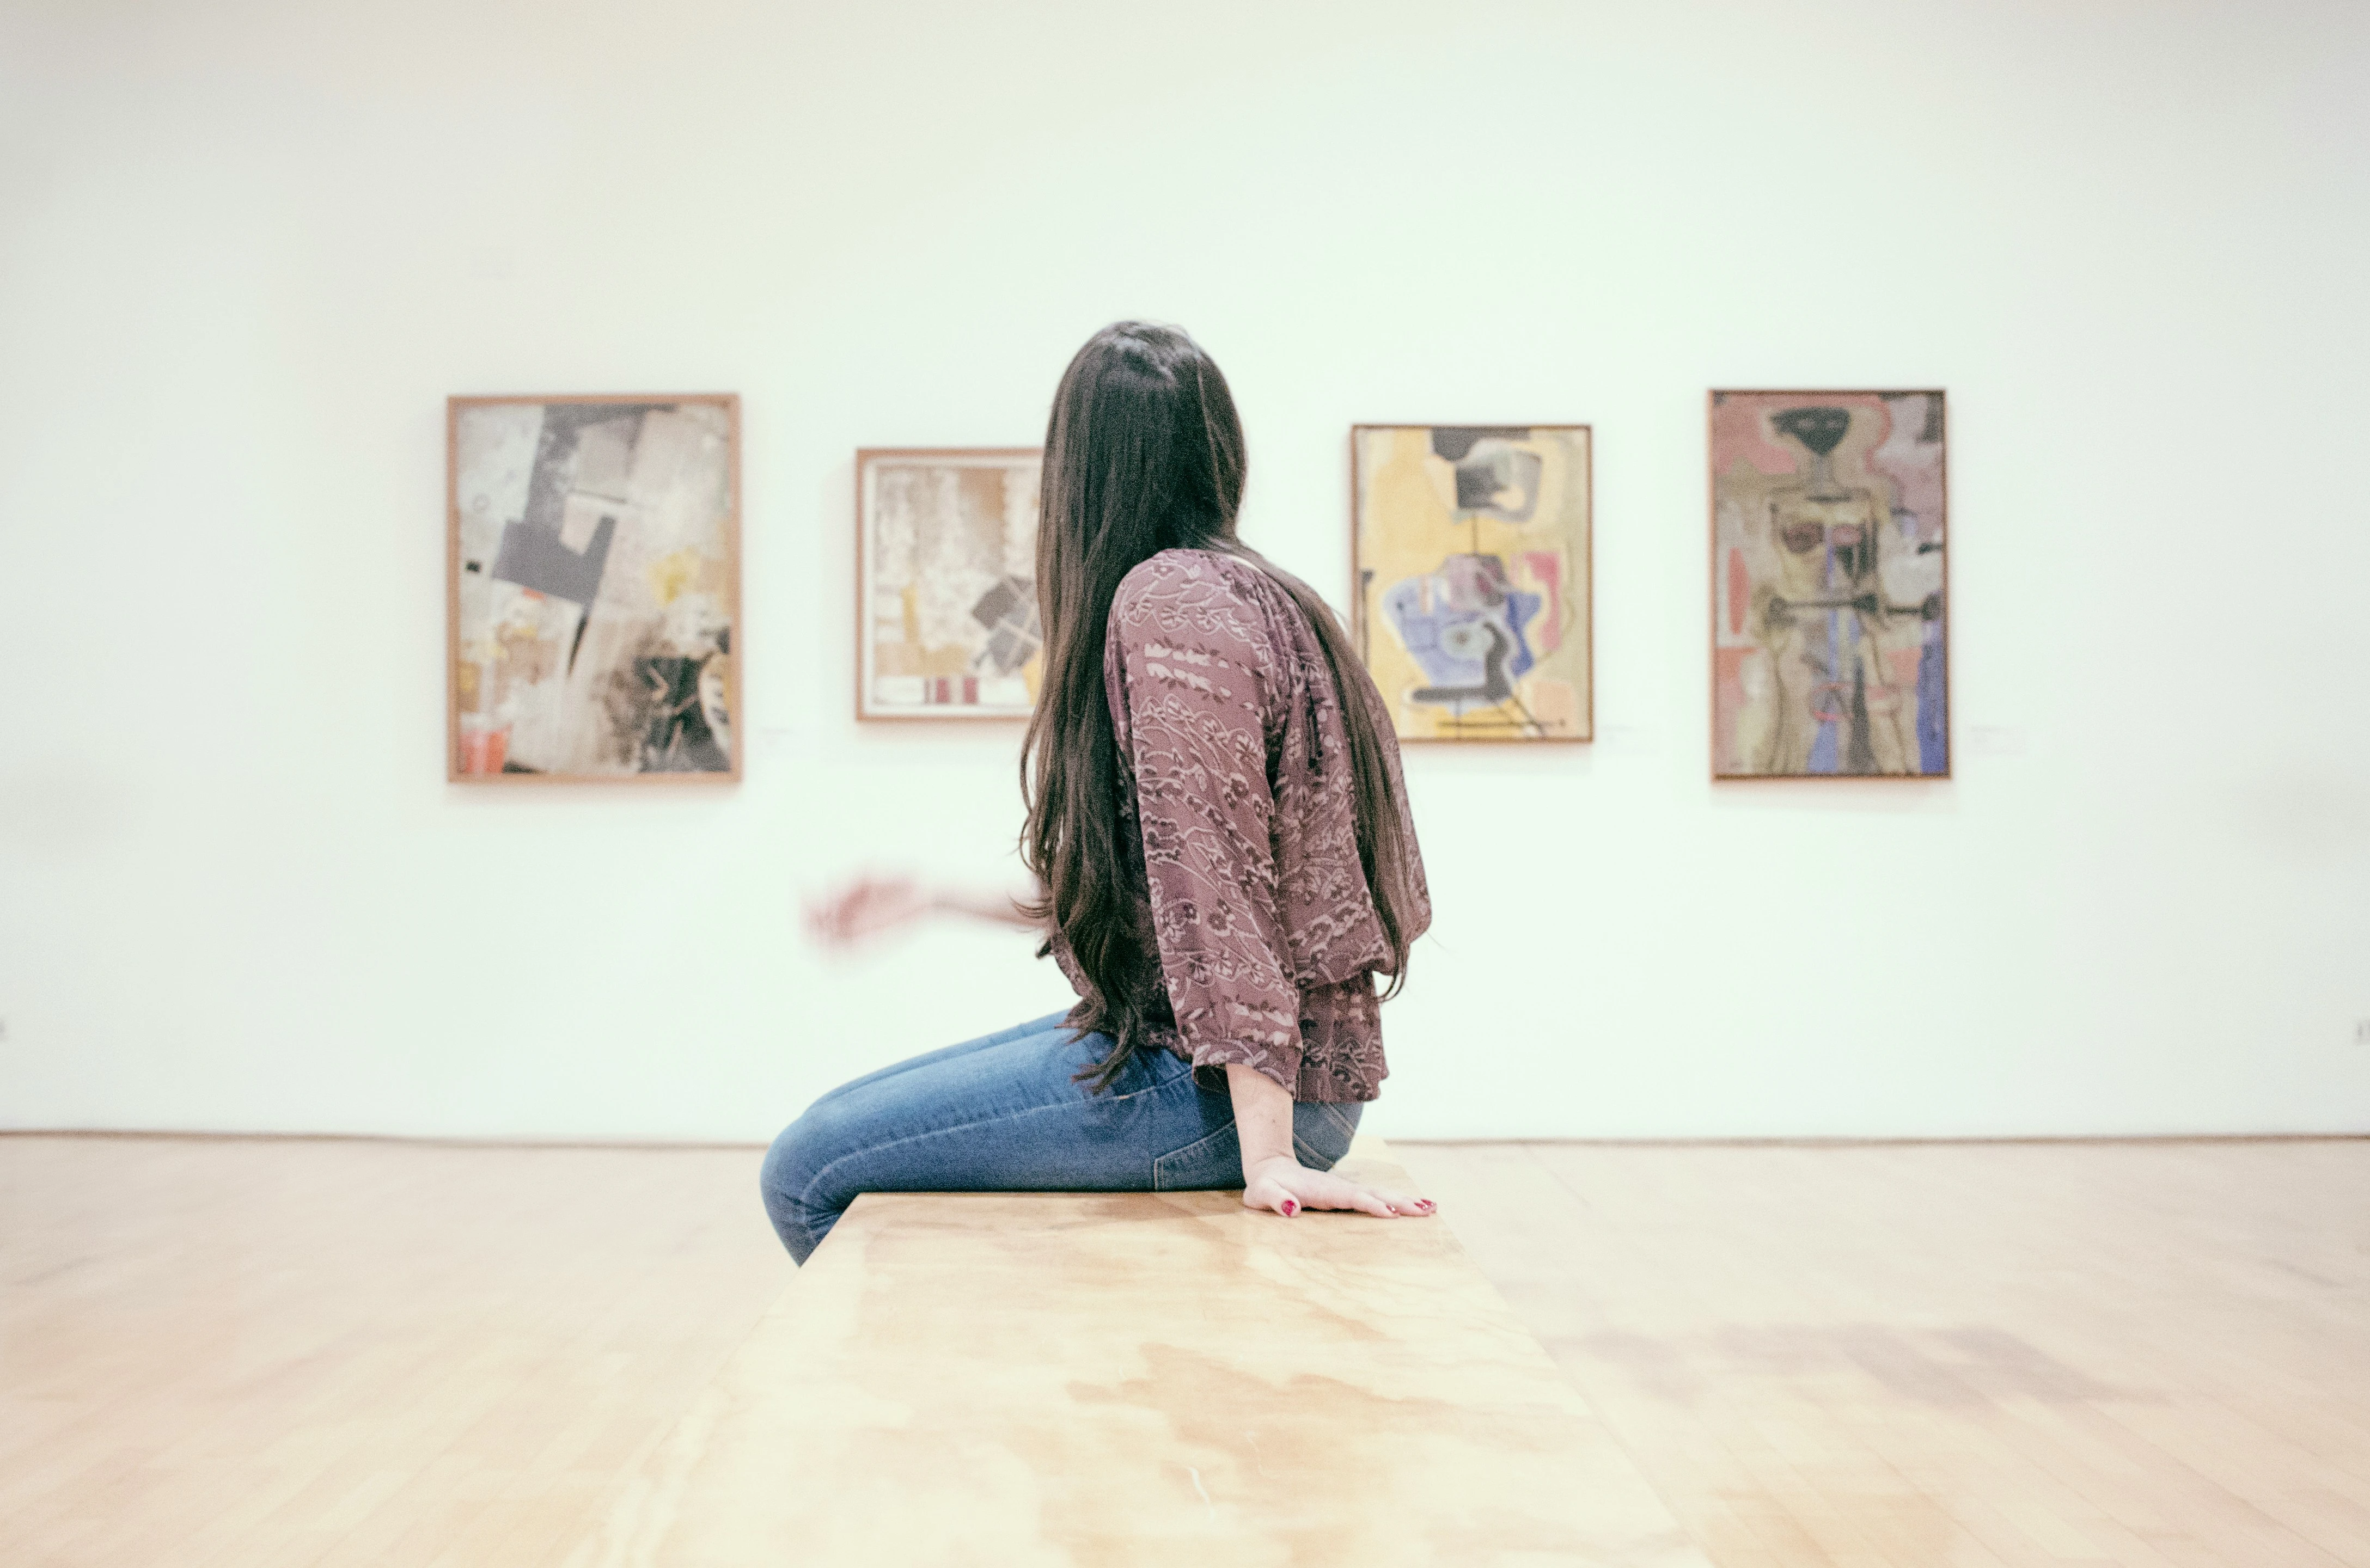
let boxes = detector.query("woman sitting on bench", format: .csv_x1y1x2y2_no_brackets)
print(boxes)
761,322,1437,1265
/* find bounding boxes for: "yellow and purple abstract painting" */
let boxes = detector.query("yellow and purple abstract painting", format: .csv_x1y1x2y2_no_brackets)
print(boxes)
448,395,739,782
1351,425,1592,743
1711,390,1947,778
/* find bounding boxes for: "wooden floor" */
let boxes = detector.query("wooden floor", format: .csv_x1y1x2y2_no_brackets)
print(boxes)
1411,1140,2370,1568
2,1134,2365,1566
0,1137,784,1568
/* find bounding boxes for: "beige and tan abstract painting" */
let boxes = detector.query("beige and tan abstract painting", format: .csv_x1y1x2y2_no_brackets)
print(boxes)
857,448,1042,720
1352,425,1592,743
1711,390,1948,779
448,395,739,781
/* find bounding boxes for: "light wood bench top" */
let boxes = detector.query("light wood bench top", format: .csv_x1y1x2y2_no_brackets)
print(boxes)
565,1141,1708,1566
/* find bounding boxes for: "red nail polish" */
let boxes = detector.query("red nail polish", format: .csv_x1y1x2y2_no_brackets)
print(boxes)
1281,1199,1298,1216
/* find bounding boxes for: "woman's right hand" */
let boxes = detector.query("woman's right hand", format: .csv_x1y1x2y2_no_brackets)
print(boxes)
1241,1154,1436,1220
804,874,934,950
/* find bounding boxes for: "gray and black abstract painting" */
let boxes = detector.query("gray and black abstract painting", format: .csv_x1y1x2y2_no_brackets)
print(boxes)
450,396,737,778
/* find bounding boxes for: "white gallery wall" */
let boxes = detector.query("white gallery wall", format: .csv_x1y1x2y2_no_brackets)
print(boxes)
2,0,2366,1142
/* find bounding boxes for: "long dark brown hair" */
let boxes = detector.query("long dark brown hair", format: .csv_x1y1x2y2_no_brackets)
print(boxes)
1018,322,1419,1089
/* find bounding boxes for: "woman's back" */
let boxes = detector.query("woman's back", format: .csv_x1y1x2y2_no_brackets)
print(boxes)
1053,548,1428,1102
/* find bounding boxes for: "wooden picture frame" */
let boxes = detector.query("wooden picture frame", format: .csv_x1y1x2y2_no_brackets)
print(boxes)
1708,389,1950,780
855,447,1044,722
447,393,742,783
1349,424,1594,744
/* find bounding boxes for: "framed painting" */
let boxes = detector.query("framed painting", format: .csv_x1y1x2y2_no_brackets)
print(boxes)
1709,390,1948,779
447,394,740,782
1350,425,1592,743
857,448,1043,720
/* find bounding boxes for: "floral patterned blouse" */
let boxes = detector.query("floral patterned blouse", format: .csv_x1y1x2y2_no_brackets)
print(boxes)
1050,549,1430,1102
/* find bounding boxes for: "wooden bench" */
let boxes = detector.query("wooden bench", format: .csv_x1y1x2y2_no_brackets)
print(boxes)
564,1141,1708,1566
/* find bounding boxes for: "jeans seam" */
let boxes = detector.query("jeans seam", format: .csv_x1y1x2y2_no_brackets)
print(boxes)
797,1060,1195,1216
810,1011,1078,1109
1152,1122,1239,1191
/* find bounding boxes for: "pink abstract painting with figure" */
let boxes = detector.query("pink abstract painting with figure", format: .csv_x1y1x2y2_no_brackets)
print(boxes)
1709,390,1948,780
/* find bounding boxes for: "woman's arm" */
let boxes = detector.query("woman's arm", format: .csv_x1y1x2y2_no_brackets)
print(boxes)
805,874,1041,948
926,884,1042,929
1227,1064,1433,1220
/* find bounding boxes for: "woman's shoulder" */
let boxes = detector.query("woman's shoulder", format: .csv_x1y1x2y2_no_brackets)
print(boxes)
1115,548,1302,629
1109,550,1284,665
1113,548,1269,612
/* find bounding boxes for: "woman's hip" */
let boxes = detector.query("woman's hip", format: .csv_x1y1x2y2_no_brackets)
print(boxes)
762,1021,1359,1199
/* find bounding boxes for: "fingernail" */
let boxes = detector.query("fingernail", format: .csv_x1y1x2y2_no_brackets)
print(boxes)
1418,1199,1436,1212
1281,1199,1298,1216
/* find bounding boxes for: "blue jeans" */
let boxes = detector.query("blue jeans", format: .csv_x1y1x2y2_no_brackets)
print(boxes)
759,1010,1363,1264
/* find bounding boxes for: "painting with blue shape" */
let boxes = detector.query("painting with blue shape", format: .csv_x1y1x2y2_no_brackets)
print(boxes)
1352,425,1593,743
1382,554,1544,714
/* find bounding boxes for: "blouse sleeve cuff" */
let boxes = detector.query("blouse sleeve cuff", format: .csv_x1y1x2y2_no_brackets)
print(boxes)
1188,1037,1305,1095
